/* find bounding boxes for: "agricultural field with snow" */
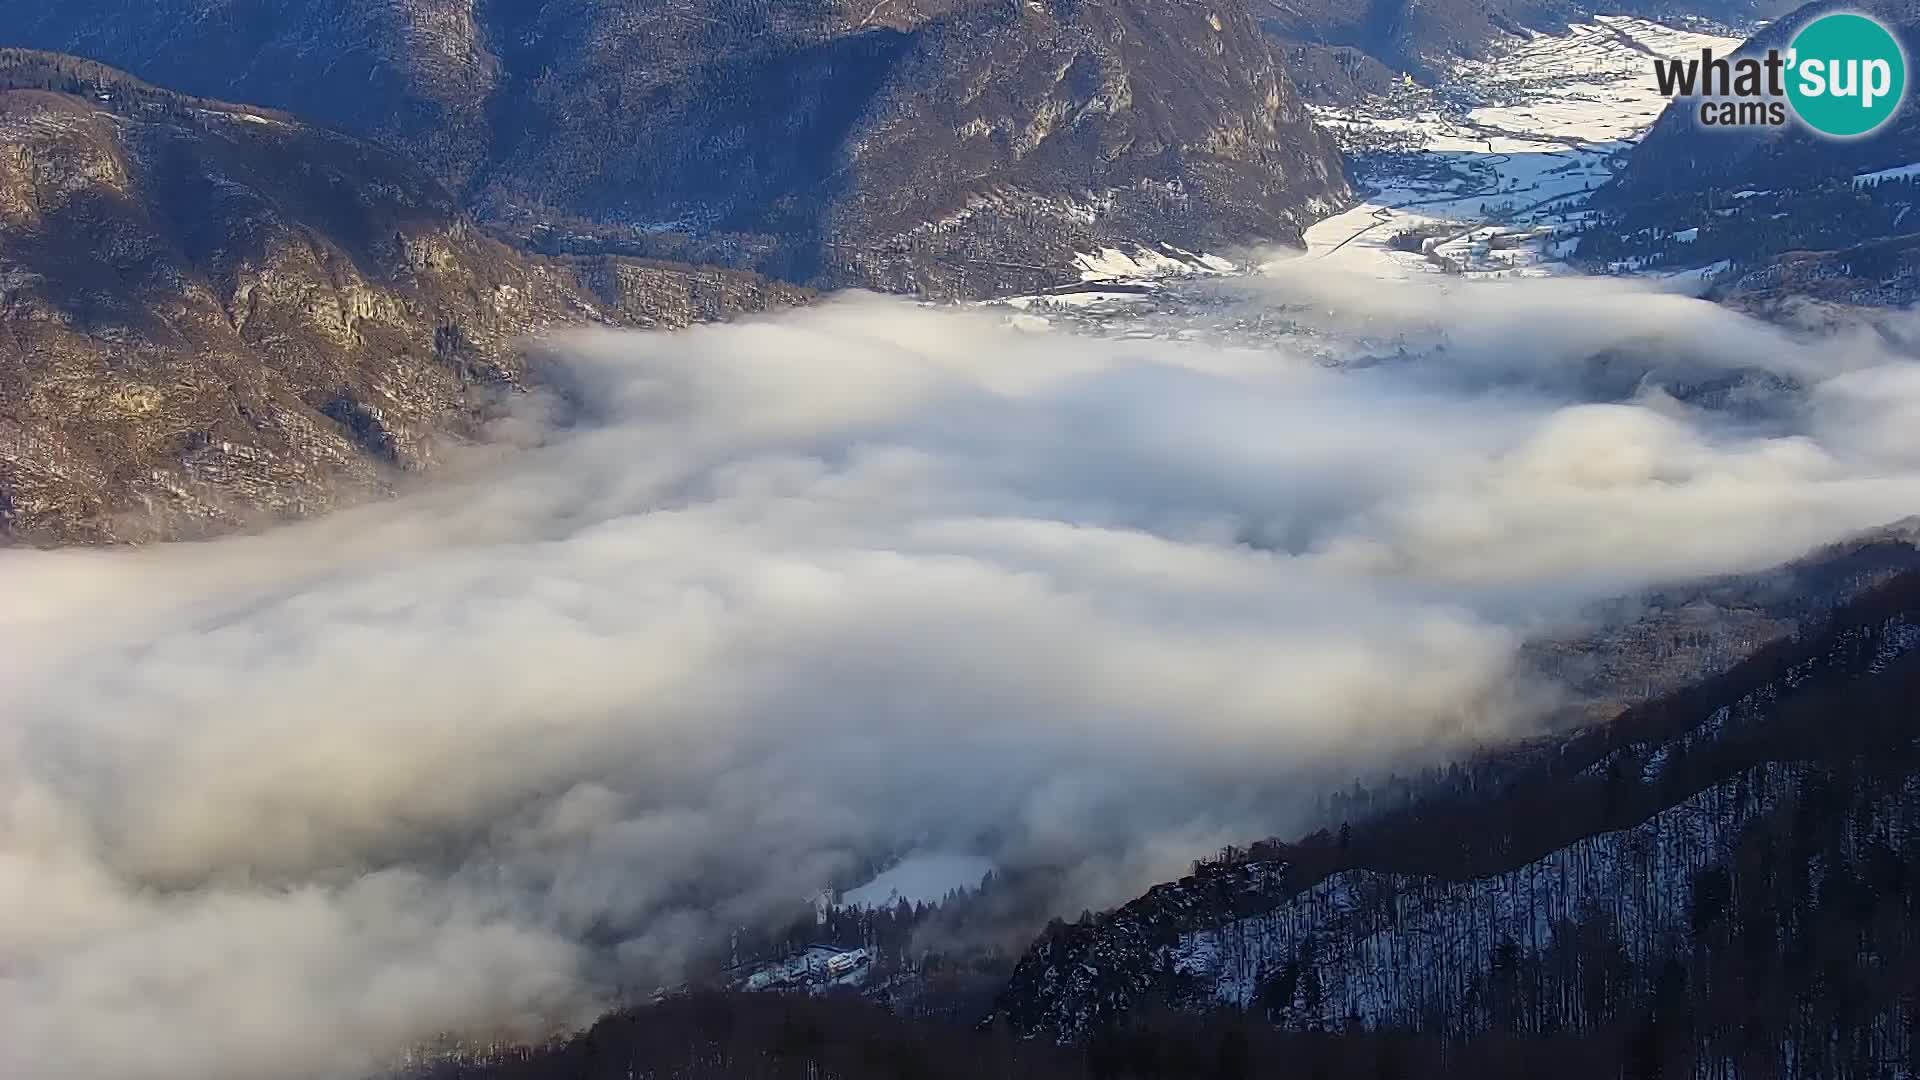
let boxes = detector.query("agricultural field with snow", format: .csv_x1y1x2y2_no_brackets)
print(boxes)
1300,16,1744,281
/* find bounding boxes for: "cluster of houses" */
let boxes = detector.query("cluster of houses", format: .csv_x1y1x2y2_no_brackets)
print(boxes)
737,945,873,993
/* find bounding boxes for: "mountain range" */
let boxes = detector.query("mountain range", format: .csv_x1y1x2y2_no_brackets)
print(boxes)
0,0,1351,298
0,0,1361,541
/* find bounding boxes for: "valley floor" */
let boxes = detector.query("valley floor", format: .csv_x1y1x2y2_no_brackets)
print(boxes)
1299,16,1742,281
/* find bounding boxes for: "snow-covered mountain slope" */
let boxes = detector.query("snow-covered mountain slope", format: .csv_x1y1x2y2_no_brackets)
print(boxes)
992,572,1920,1046
1173,763,1811,1026
1180,622,1920,1034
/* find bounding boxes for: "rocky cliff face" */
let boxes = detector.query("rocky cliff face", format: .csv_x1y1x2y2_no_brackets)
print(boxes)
0,52,805,545
0,0,1351,298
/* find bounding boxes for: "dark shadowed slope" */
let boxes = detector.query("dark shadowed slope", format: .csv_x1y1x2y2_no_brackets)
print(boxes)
1262,0,1771,102
1608,0,1920,205
1577,0,1920,294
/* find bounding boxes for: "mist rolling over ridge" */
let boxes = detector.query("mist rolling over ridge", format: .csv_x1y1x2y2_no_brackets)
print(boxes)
4,269,1920,1079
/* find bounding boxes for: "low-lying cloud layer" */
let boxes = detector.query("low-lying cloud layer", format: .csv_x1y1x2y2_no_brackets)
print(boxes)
5,274,1919,1079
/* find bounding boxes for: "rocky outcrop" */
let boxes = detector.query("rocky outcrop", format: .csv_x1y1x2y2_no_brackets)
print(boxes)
0,52,805,545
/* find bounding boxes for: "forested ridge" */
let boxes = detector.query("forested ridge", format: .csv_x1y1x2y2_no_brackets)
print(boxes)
990,571,1920,1079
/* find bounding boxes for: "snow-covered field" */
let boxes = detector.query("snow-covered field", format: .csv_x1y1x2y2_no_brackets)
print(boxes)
1073,246,1236,281
842,852,995,909
1167,613,1920,1030
1299,16,1744,281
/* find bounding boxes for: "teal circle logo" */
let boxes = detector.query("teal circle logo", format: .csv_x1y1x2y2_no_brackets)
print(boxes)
1787,13,1906,138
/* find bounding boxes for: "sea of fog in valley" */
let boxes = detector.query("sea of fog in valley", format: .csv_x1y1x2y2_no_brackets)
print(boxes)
6,263,1920,1079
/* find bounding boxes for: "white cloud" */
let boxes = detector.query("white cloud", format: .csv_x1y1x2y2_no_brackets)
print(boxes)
3,281,1918,1079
